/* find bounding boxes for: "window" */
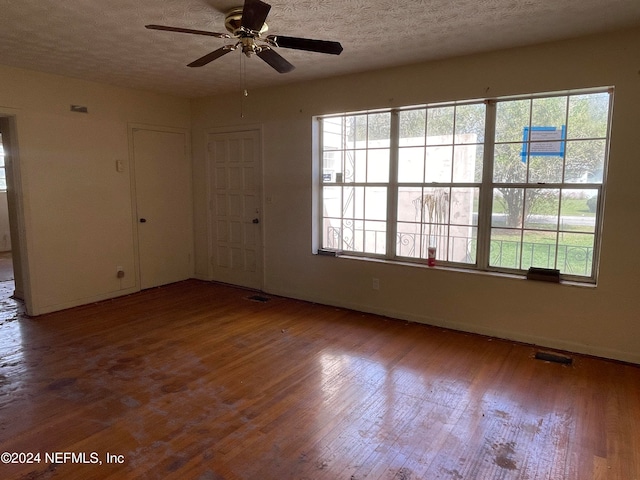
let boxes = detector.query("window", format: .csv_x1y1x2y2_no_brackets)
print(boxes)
317,88,612,283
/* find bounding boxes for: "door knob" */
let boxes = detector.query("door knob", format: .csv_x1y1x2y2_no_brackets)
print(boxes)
139,218,147,223
252,218,259,224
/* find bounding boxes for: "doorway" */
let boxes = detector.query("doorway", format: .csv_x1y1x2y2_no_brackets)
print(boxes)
131,126,193,290
0,114,30,314
0,134,12,269
207,129,263,290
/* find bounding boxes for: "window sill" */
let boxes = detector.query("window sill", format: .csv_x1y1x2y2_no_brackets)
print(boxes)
314,250,597,288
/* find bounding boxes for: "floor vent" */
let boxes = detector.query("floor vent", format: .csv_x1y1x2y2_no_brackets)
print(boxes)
247,295,270,303
534,351,573,365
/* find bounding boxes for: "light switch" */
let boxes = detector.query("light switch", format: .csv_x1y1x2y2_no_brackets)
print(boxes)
115,159,124,173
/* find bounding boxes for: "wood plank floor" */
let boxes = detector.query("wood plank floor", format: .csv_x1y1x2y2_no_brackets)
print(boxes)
1,280,639,479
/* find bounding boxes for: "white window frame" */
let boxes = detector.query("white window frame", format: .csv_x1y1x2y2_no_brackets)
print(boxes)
315,87,613,284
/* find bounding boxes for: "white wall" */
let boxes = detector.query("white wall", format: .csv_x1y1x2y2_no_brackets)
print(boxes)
0,65,191,314
192,27,640,364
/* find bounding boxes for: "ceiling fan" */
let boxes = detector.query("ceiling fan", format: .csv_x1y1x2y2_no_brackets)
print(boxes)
145,0,343,74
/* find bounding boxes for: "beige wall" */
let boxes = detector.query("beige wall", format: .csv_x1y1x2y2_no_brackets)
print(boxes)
0,65,191,314
192,27,640,363
0,193,10,251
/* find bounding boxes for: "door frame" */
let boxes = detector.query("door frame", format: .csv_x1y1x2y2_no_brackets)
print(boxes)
128,123,193,290
0,111,34,314
205,124,264,289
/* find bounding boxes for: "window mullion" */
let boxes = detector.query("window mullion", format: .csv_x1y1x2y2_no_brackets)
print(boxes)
386,109,400,259
476,100,496,269
589,89,614,281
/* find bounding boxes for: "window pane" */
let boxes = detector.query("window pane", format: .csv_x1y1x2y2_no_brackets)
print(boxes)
364,220,387,255
322,186,341,217
557,233,594,276
564,139,606,183
342,186,363,219
560,189,597,233
345,116,355,146
399,110,425,146
524,188,559,230
567,93,610,139
490,228,522,269
492,188,524,228
496,99,530,142
365,187,387,221
397,223,423,258
451,188,479,226
426,106,454,145
397,186,424,222
322,185,343,250
425,146,453,183
420,188,450,225
322,117,343,150
493,143,526,183
429,226,450,261
521,231,558,270
322,151,340,183
353,149,366,183
336,150,350,183
368,112,390,148
342,219,362,252
323,222,341,249
528,155,563,184
449,226,477,264
349,115,367,147
531,96,567,127
453,144,483,183
368,149,390,183
398,147,424,183
455,103,485,144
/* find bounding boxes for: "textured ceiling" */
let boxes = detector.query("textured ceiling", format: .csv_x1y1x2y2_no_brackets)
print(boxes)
0,0,639,98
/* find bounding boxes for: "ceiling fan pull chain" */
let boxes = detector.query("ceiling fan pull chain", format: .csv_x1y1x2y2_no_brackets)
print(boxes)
240,54,248,118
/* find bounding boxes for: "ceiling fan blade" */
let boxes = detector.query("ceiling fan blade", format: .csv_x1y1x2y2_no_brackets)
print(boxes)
188,46,235,68
267,35,343,55
241,0,271,32
257,47,295,73
145,24,230,39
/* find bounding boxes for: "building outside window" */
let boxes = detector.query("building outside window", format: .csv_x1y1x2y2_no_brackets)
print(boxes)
317,88,612,283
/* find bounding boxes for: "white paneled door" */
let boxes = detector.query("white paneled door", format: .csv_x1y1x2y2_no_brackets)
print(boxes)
208,130,263,290
133,127,192,290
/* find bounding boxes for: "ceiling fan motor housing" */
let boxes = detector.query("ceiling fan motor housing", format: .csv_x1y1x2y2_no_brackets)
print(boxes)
225,7,268,36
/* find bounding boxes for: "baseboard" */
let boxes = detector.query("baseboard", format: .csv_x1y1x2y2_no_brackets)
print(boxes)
33,286,141,316
264,286,640,366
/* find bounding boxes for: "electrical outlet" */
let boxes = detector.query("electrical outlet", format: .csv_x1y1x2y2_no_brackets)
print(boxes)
116,266,125,279
372,277,380,290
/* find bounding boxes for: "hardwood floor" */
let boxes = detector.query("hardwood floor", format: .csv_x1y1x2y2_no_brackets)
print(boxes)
0,280,638,479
